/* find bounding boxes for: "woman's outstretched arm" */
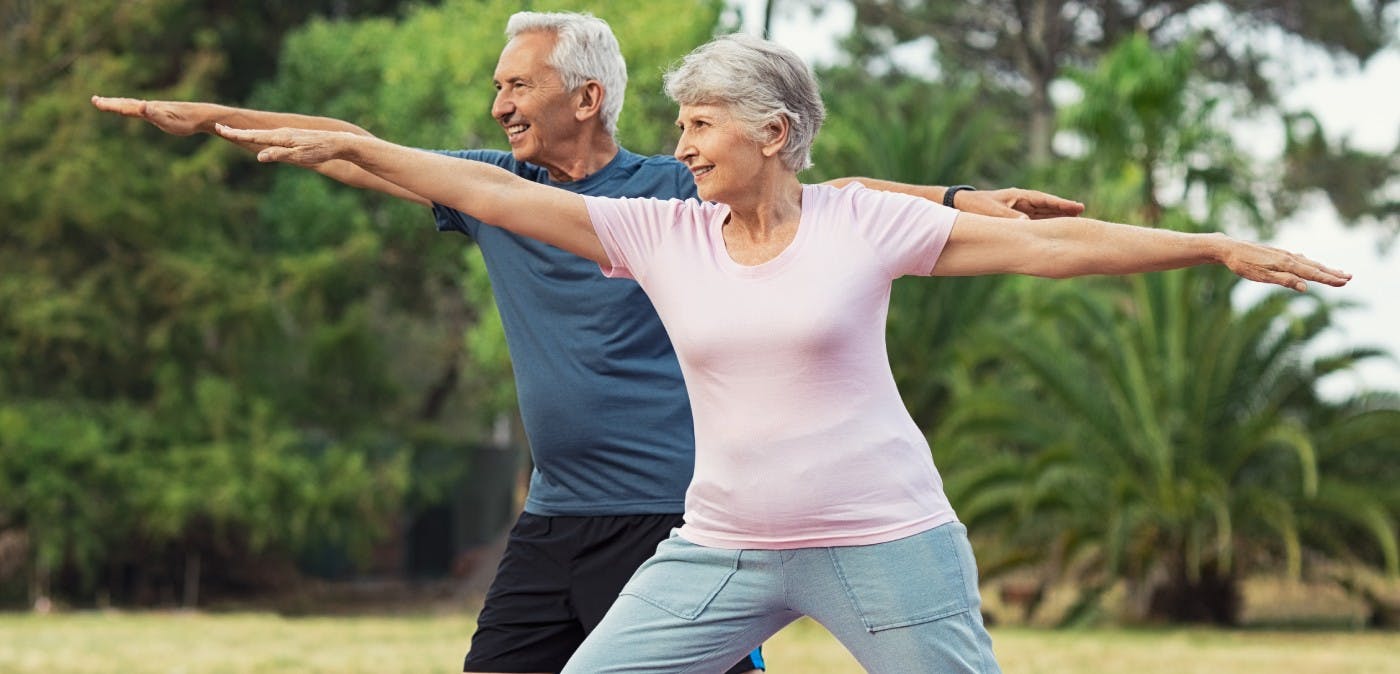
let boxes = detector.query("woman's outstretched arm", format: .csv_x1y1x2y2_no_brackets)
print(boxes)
213,124,607,265
932,212,1351,292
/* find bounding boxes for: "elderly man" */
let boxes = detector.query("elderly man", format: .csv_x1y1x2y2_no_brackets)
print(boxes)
93,11,1083,674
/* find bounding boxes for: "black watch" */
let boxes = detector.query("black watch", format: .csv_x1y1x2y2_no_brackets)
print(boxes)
943,184,976,208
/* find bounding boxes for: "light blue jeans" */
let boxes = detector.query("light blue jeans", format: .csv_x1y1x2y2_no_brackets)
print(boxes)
560,522,1000,674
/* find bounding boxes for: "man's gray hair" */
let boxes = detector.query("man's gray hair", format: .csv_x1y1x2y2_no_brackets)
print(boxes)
663,33,824,172
506,11,627,137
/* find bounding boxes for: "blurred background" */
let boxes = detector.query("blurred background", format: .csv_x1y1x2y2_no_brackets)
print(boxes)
1,0,1397,659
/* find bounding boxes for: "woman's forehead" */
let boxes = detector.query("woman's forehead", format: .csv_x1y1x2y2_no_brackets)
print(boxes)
676,102,730,121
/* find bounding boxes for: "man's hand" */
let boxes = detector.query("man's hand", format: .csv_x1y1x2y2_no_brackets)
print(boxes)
959,188,1085,220
91,96,210,136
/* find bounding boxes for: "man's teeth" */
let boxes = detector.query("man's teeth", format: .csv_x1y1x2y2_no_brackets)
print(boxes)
694,166,713,176
507,124,528,134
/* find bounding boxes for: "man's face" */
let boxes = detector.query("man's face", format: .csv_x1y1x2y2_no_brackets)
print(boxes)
491,31,579,166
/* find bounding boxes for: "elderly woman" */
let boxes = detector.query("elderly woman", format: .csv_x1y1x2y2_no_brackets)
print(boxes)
217,34,1348,674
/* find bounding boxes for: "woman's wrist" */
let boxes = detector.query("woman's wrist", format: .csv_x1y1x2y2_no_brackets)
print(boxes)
1200,231,1233,265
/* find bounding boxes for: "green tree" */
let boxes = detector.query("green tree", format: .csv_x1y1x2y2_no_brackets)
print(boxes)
921,34,1400,625
0,0,431,606
816,0,1398,239
1,0,728,607
937,267,1398,625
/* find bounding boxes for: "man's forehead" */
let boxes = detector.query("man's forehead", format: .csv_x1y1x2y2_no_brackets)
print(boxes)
495,33,559,80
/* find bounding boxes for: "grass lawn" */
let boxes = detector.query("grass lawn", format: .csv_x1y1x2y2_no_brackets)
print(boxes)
0,611,1396,673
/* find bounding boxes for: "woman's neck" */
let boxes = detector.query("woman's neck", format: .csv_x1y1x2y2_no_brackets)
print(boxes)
720,173,804,266
724,172,803,238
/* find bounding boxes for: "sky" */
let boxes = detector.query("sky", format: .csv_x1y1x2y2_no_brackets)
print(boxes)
734,1,1399,399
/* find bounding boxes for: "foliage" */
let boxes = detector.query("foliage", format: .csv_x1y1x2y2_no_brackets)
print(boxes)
1058,34,1271,234
820,0,1398,237
0,0,723,606
921,33,1400,624
937,264,1399,625
0,0,434,604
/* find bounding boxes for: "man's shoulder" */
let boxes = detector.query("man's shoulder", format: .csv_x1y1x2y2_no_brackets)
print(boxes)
605,149,694,199
433,148,548,180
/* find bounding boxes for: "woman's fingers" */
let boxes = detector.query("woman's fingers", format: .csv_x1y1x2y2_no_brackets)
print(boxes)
1228,242,1351,292
213,123,266,144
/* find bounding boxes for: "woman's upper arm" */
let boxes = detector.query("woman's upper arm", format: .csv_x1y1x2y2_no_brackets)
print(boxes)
492,180,607,265
929,212,1043,277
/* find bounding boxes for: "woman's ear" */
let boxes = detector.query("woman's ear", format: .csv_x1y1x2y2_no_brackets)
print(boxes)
760,115,791,158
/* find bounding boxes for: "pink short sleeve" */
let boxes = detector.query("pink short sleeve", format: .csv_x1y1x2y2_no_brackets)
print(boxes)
584,195,697,281
842,183,958,278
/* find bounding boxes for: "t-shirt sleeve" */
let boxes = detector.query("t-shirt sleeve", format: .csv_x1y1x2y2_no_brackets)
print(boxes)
845,183,958,278
427,149,514,238
584,195,687,281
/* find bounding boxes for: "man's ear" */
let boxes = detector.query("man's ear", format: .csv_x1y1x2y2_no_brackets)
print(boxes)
760,114,791,158
575,80,605,122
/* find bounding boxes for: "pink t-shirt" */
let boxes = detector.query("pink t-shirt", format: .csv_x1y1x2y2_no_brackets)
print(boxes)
585,182,959,549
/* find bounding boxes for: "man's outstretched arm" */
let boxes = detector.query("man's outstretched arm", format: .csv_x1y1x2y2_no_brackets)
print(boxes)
90,96,431,206
824,177,1085,220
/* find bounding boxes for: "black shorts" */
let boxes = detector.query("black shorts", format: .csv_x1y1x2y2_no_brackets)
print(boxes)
464,512,764,673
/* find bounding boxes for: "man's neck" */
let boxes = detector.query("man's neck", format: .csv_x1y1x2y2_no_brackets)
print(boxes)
537,134,620,183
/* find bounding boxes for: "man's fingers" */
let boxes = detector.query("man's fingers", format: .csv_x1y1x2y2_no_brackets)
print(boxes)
990,201,1027,219
90,95,144,117
1000,190,1084,219
1024,193,1085,217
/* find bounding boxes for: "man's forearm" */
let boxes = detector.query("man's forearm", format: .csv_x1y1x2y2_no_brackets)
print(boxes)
214,106,427,204
824,177,946,204
195,104,374,137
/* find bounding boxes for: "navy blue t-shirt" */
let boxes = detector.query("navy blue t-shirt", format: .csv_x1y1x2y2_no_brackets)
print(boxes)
432,148,699,516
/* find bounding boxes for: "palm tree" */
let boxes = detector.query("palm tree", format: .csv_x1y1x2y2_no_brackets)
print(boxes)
935,264,1399,625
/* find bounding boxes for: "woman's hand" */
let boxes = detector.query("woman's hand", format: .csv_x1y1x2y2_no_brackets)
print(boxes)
1218,236,1351,292
213,124,359,167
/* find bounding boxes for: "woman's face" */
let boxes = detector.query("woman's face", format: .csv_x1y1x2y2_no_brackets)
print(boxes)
673,103,766,203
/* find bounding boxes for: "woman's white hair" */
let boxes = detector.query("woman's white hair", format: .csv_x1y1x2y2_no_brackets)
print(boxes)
663,33,825,172
506,11,627,137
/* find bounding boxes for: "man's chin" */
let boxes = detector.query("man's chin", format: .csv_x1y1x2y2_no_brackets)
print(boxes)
510,146,543,165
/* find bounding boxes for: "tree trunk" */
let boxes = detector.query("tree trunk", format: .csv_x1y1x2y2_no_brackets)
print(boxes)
183,549,201,609
29,564,52,613
1145,560,1241,625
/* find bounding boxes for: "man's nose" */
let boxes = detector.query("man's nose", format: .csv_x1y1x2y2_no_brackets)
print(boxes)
492,91,513,120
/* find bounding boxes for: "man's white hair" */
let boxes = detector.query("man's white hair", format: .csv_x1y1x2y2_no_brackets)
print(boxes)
506,11,627,137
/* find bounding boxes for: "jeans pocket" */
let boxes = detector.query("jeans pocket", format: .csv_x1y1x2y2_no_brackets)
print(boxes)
828,523,978,632
619,534,740,621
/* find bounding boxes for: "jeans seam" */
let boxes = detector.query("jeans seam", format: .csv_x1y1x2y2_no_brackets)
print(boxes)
959,609,992,673
827,547,876,631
